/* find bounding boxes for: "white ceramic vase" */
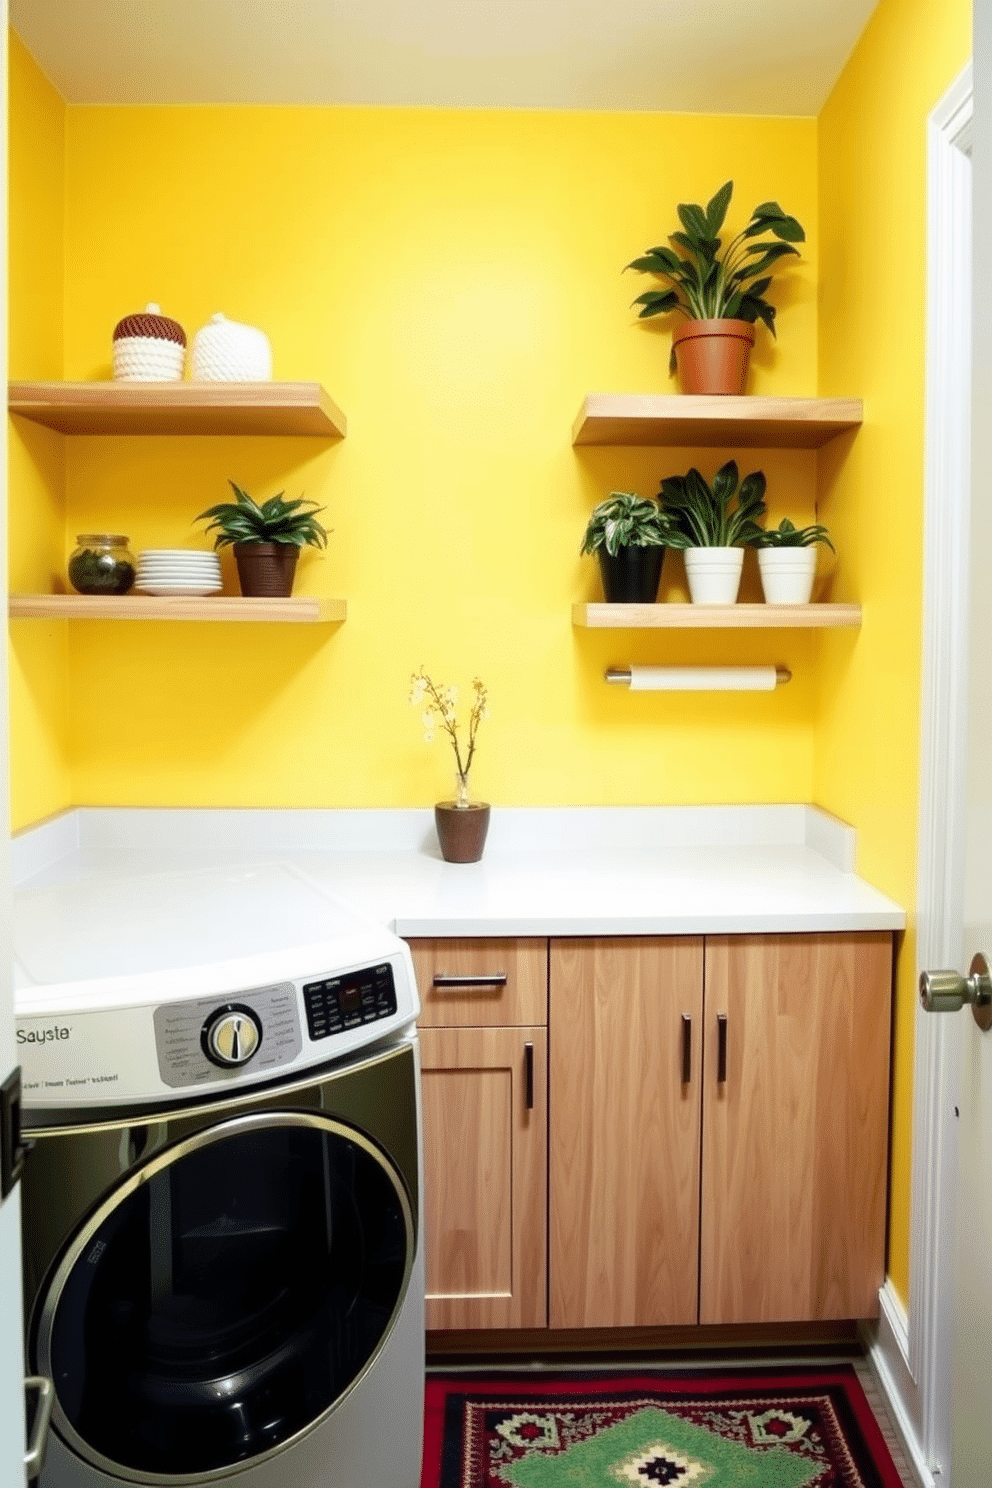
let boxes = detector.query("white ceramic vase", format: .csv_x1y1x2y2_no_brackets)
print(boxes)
684,547,744,605
190,313,272,382
758,547,817,604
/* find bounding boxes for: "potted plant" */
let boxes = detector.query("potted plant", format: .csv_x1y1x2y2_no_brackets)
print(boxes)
658,460,766,605
754,518,834,605
625,180,805,395
409,667,490,862
195,480,329,597
580,492,671,603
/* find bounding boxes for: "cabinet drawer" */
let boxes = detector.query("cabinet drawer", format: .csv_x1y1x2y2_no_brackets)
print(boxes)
409,937,547,1027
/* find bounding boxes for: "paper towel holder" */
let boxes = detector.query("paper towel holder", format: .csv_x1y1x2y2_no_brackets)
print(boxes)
605,666,792,689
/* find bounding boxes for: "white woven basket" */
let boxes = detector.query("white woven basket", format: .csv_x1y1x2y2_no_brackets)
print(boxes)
190,313,272,382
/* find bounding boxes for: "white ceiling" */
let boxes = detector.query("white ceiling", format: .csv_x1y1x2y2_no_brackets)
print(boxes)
10,0,880,114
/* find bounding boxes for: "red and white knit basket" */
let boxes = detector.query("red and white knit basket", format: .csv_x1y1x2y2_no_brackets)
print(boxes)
112,303,186,381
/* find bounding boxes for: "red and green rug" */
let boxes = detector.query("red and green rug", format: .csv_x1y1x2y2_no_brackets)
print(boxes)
422,1366,905,1487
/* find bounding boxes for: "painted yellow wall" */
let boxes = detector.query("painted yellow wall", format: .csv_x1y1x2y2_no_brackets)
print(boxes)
816,0,971,1305
7,30,71,830
38,105,818,813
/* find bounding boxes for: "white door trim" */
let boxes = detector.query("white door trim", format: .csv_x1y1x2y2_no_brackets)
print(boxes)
870,60,974,1487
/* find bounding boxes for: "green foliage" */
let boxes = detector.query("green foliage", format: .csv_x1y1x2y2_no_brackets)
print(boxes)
195,481,329,549
755,517,834,551
625,180,805,336
658,461,767,549
580,492,671,557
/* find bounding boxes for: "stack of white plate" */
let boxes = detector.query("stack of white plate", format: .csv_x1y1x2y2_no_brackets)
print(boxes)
135,549,222,596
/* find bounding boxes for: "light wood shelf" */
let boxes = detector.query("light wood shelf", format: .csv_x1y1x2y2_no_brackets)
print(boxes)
571,394,863,448
9,594,347,624
572,602,862,630
7,381,346,437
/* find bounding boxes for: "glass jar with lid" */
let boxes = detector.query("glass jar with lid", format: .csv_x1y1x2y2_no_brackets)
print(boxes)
68,535,137,595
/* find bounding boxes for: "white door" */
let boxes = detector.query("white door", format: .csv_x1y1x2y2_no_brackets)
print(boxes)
0,10,29,1484
949,8,992,1480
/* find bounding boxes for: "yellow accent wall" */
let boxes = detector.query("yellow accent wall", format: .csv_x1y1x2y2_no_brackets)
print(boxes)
816,0,971,1305
7,30,70,828
42,105,818,816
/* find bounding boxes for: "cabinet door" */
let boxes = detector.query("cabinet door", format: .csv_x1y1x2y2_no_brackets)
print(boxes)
418,1025,547,1330
409,938,547,1028
549,937,704,1328
700,933,892,1324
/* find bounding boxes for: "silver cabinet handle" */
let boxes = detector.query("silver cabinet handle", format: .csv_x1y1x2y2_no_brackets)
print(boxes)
920,952,992,1031
431,973,508,988
24,1376,53,1480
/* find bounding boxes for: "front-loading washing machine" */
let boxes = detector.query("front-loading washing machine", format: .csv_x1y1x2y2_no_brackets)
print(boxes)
13,860,425,1488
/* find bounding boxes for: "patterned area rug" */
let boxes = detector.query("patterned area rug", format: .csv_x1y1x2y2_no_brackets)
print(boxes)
422,1368,905,1487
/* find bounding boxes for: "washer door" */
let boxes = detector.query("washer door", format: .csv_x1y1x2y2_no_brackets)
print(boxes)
33,1111,415,1483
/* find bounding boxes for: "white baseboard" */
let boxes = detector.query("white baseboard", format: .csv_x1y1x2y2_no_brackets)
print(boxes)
860,1282,935,1488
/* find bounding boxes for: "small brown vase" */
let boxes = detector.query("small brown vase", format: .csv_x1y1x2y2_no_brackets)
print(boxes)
434,802,490,863
671,318,756,395
233,542,299,598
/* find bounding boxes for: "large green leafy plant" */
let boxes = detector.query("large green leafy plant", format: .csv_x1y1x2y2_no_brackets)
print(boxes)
626,180,804,340
196,481,329,548
580,492,671,557
658,461,766,549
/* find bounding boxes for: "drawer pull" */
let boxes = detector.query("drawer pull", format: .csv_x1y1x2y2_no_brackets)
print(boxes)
524,1041,535,1110
717,1013,728,1084
431,973,508,989
681,1014,692,1084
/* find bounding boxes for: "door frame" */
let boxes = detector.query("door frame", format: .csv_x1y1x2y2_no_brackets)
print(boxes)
867,61,972,1488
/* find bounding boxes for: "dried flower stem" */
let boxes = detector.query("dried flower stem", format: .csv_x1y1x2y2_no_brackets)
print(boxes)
409,667,489,798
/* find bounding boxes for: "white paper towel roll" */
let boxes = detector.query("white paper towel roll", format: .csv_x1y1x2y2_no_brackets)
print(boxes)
625,666,781,691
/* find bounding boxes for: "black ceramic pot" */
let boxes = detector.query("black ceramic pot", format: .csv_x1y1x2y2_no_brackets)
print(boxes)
597,545,664,603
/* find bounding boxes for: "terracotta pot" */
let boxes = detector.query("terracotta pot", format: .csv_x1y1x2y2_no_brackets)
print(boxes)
671,318,756,395
233,542,299,598
434,802,490,863
597,545,664,604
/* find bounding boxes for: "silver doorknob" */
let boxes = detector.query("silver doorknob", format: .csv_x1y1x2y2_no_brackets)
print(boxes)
920,952,992,1031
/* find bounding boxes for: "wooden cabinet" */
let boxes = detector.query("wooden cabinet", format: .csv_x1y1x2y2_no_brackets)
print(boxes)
409,937,548,1331
414,928,892,1336
549,931,892,1329
549,937,704,1328
700,933,892,1323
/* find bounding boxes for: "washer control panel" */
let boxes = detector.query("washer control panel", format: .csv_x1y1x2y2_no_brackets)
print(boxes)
154,983,301,1089
303,962,397,1041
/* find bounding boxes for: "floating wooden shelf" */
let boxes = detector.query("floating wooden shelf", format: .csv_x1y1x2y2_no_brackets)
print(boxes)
571,394,863,449
7,381,347,438
572,603,862,630
9,594,347,623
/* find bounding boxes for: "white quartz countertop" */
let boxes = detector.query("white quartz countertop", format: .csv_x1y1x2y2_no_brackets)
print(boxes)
12,806,906,948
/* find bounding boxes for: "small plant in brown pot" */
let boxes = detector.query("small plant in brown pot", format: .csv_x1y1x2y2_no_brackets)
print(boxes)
195,481,329,597
625,180,805,395
409,667,490,863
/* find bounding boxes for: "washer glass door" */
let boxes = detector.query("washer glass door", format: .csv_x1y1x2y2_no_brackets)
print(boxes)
35,1111,414,1481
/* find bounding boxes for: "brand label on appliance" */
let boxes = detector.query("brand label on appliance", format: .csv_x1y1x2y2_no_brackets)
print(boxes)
16,1006,160,1106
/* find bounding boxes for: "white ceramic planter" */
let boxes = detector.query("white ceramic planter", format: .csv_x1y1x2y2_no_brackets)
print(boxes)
684,547,744,605
758,547,817,605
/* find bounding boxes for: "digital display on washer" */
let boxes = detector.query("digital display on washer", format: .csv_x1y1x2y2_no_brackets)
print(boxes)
303,963,397,1041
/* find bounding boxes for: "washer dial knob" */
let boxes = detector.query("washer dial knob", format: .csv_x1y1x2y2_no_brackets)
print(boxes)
203,1006,262,1067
